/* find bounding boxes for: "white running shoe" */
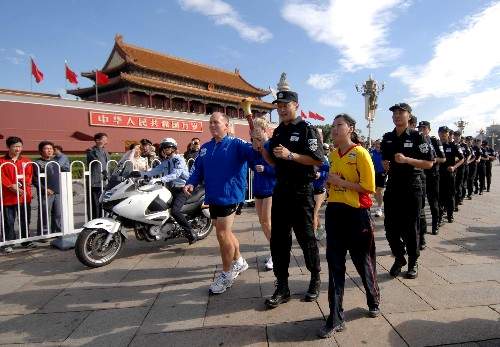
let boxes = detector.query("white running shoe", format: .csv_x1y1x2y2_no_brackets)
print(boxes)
209,272,234,294
375,208,384,217
265,255,273,271
231,257,249,279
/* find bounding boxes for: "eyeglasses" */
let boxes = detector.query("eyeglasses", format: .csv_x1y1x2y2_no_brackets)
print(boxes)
192,141,200,145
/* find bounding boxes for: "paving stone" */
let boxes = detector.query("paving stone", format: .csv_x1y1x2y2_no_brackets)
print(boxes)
411,281,500,309
0,311,88,344
428,263,500,283
332,310,407,347
204,296,322,326
267,319,338,346
0,287,63,315
62,307,148,346
441,249,500,264
131,326,268,347
375,255,450,286
39,285,161,313
385,306,500,347
138,281,210,334
489,304,500,314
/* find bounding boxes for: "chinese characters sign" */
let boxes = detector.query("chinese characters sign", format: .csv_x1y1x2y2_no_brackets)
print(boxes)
89,112,203,132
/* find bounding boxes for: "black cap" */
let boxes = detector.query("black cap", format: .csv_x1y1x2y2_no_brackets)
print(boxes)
272,90,298,104
453,130,462,136
438,126,449,133
465,136,473,140
418,121,430,128
482,140,488,146
140,138,152,145
389,102,412,114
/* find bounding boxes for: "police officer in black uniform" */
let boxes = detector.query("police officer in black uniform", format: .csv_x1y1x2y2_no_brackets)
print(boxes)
477,140,488,194
418,121,445,235
472,139,482,194
453,131,465,211
438,126,464,223
465,136,477,199
381,103,434,279
260,90,324,308
459,135,472,202
484,141,495,192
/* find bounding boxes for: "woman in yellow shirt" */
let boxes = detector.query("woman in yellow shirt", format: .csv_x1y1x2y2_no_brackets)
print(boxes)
318,113,380,339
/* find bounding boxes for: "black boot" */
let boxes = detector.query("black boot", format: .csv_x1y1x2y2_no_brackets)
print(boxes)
304,273,321,302
389,257,407,277
184,230,198,245
406,260,418,279
419,237,426,250
265,282,291,309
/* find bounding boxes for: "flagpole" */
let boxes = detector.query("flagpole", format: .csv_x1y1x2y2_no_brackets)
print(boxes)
64,60,68,97
29,57,33,92
95,70,98,102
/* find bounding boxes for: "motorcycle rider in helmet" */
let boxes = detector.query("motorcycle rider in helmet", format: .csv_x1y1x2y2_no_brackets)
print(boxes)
143,137,197,244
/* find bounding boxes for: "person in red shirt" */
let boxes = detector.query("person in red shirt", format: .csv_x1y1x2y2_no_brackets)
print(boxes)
1,137,33,251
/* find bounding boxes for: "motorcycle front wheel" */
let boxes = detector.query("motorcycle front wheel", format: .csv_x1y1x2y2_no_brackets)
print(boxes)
75,228,123,268
191,214,213,240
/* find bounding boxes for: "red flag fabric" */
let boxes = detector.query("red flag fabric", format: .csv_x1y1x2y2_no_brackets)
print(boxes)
95,70,109,85
314,112,325,121
31,58,44,83
301,110,308,119
308,111,318,120
65,63,78,84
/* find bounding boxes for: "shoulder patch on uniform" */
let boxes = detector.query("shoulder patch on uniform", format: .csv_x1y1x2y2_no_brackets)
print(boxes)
308,138,318,151
419,143,430,153
200,148,207,157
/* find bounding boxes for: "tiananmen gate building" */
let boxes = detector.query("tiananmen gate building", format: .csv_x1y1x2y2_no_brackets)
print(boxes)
0,35,275,153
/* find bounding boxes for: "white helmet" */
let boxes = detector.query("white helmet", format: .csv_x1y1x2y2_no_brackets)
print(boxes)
160,137,177,149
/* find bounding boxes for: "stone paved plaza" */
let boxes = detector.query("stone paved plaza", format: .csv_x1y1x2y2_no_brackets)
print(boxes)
1,167,499,346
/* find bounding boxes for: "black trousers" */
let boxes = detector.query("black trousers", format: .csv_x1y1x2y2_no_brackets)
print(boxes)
88,187,103,219
455,166,464,206
2,203,31,241
439,170,455,219
384,179,422,262
271,183,321,283
461,165,469,199
169,187,193,236
325,203,379,327
425,173,440,229
419,174,427,242
485,162,492,190
467,163,477,197
477,163,486,193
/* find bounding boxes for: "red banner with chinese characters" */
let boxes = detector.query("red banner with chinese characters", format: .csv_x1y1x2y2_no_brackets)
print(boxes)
89,112,203,132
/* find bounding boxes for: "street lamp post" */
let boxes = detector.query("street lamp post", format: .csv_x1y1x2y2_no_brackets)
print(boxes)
355,75,384,147
454,118,468,134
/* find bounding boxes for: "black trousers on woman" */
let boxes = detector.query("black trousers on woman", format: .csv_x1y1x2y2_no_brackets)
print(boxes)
325,203,380,327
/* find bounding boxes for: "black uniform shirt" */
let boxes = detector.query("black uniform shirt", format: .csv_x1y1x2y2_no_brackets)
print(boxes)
425,136,445,175
381,128,434,185
441,142,464,170
472,145,481,164
460,143,471,165
268,116,324,184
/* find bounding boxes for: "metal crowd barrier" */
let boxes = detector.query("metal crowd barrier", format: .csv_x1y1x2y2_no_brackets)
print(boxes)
1,158,255,247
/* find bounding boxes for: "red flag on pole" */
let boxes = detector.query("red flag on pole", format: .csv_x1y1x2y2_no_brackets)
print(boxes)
95,70,109,85
31,58,44,83
65,62,78,84
314,112,325,121
308,111,318,120
301,110,308,119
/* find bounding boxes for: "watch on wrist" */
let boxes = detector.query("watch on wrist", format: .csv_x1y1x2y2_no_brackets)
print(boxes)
287,152,295,161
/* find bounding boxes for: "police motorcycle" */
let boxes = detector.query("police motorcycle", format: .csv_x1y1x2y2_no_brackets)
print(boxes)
75,168,212,268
